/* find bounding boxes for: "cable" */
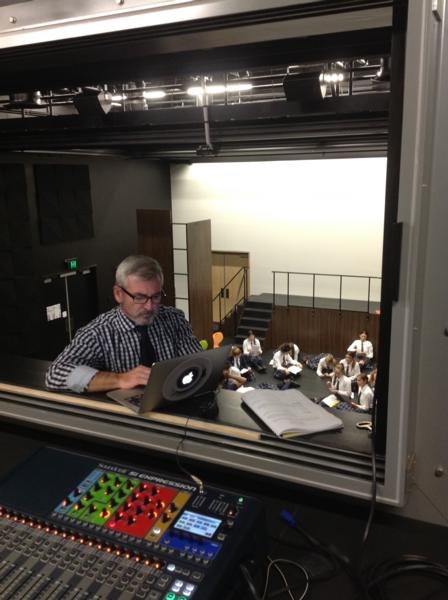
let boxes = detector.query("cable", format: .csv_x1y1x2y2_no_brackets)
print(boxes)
240,556,310,600
279,510,369,599
364,554,448,599
359,398,378,552
175,414,204,493
239,563,261,600
261,556,310,600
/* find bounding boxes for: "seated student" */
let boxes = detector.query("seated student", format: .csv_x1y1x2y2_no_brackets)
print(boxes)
325,363,352,401
347,330,374,370
340,351,361,380
288,342,300,362
316,354,336,378
335,373,374,413
272,343,303,380
350,374,374,412
229,345,255,381
242,330,266,372
368,368,378,392
221,362,247,390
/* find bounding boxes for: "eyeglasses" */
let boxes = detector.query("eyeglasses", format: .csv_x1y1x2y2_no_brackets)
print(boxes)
119,286,166,304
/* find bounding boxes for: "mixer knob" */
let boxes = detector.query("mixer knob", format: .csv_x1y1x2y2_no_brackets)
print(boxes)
151,486,159,496
127,516,135,526
162,513,171,523
143,496,150,506
135,506,143,515
168,502,177,513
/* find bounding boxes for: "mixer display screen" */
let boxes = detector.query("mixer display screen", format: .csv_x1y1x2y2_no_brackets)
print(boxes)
174,510,222,538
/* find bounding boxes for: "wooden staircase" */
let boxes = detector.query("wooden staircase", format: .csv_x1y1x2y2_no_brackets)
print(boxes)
234,298,273,346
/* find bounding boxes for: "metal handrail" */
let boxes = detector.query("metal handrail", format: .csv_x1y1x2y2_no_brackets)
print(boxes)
212,266,248,326
272,270,381,313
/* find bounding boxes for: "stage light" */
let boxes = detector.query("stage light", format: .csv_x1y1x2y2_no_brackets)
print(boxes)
226,82,253,92
143,90,166,99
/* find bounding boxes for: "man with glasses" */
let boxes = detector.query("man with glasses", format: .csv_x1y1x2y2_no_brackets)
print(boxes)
45,255,201,392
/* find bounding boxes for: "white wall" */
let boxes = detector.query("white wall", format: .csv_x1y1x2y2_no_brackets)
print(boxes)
171,158,386,301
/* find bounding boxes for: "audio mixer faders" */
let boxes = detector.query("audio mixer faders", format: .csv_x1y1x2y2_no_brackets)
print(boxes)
0,447,266,599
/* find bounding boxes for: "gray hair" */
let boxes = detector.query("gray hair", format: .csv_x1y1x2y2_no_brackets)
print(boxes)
115,255,164,287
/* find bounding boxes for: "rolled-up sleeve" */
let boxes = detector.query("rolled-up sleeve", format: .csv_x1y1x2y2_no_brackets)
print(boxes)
45,328,103,392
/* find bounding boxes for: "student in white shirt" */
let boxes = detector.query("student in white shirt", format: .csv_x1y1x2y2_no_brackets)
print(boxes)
229,345,254,381
316,354,336,378
368,368,377,393
242,330,266,372
325,363,352,400
222,362,247,390
288,342,300,362
350,374,374,412
347,330,374,369
340,352,361,380
272,343,302,380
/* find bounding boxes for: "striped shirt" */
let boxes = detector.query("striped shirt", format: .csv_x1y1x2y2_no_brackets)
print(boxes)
45,306,202,392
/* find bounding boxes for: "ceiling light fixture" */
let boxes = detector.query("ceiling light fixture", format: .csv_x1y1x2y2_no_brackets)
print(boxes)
319,73,344,83
226,82,253,92
187,83,252,96
143,90,166,99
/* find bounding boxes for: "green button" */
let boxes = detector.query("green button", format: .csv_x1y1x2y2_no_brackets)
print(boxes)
238,496,245,503
178,597,187,600
165,593,176,600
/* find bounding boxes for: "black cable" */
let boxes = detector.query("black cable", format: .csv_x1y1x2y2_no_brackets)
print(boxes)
359,399,378,553
174,414,204,492
363,554,448,600
240,563,262,600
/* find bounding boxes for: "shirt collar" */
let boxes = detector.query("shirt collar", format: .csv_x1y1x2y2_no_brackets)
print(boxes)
115,307,140,333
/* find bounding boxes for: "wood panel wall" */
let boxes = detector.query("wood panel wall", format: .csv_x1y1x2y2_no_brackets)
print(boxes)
137,209,175,306
270,306,380,359
186,220,213,345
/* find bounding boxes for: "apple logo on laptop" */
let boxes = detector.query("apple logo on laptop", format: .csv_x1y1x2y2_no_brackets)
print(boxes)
181,370,195,386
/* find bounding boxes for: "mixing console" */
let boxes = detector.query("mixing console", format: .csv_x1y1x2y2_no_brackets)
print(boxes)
0,447,266,600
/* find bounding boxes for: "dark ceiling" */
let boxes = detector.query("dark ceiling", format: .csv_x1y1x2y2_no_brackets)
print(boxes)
0,1,392,160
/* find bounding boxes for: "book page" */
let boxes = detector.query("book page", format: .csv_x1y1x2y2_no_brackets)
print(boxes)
321,394,341,408
243,389,343,437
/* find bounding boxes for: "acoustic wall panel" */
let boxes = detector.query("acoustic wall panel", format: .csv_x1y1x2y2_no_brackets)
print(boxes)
34,164,94,244
0,164,41,356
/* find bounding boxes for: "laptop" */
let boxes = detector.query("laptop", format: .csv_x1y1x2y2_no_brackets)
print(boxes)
107,345,231,414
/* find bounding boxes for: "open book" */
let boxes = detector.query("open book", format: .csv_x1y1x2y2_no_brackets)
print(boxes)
242,388,343,438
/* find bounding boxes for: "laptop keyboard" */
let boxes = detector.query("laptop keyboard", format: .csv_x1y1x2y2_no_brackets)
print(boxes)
129,393,144,408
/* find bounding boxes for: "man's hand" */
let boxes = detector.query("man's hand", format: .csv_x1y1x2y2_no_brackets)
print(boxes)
118,366,151,389
86,366,151,392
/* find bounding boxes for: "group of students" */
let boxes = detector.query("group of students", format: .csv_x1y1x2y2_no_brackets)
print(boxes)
221,328,376,413
316,330,376,412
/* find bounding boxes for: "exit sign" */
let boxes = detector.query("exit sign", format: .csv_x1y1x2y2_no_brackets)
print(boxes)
64,258,78,270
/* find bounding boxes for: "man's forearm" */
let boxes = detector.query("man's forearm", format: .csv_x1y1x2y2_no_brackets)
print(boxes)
86,371,124,392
